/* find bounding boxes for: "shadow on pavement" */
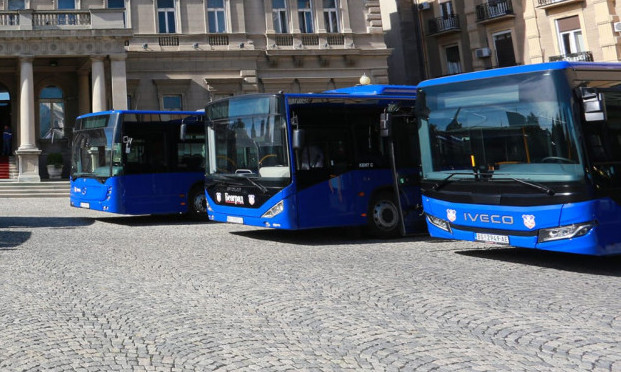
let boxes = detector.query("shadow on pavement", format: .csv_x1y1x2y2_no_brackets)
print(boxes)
0,217,94,229
0,231,31,250
231,227,433,246
96,214,211,227
457,247,621,277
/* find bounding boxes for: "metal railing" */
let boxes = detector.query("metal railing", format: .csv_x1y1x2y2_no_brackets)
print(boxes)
538,0,582,6
428,15,460,35
549,51,593,62
476,0,514,22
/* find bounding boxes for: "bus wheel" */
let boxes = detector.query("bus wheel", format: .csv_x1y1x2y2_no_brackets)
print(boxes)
368,192,400,238
188,186,207,219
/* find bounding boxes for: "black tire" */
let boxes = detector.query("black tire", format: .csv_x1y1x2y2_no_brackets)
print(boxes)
187,185,207,219
367,191,401,238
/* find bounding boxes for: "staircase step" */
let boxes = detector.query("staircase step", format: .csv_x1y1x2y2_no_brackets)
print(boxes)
0,181,70,198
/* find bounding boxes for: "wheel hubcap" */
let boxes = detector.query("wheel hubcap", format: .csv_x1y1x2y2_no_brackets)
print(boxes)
373,200,398,231
194,193,206,214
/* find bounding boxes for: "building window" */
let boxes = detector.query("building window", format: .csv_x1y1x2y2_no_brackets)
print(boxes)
440,1,454,18
39,86,65,141
493,31,516,67
445,45,462,75
8,0,25,10
323,0,339,33
207,0,226,33
298,0,313,33
57,0,76,25
163,95,183,110
273,0,288,33
557,16,584,55
158,0,176,34
108,0,124,8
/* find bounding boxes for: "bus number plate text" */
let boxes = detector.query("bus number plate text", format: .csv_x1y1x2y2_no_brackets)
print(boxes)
227,216,244,224
475,233,509,244
80,202,90,209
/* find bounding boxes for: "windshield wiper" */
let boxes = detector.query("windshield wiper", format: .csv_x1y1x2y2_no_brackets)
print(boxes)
508,177,556,196
243,176,268,194
432,172,473,191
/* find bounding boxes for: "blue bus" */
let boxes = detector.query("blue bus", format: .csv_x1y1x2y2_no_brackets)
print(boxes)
70,110,207,217
204,85,424,237
417,62,621,255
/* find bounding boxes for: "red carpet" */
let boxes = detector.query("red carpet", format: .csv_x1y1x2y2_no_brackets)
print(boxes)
0,156,9,179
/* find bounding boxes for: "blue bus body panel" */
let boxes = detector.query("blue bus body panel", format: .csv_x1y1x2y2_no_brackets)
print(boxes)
423,196,621,256
71,173,203,215
207,185,299,229
207,169,423,230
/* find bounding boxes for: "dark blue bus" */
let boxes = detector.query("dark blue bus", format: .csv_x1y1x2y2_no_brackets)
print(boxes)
204,85,424,237
70,110,206,217
418,62,621,255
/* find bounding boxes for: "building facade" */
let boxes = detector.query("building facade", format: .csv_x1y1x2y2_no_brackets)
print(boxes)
416,0,621,78
1,0,390,182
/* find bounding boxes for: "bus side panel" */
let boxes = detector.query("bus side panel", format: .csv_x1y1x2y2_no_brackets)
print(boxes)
423,197,621,255
295,169,399,229
120,172,203,215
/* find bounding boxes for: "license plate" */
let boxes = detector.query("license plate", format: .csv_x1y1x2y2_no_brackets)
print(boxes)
475,233,509,244
227,216,244,224
79,202,90,209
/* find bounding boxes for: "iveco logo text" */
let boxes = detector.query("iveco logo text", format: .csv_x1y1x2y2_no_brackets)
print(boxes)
224,193,244,205
464,213,513,225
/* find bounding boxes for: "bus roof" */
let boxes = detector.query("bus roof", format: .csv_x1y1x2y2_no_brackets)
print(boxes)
322,84,417,96
76,110,204,120
417,61,621,88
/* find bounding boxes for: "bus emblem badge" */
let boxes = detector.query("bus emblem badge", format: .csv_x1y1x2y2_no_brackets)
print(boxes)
216,192,222,203
248,194,255,206
446,209,456,222
522,215,536,229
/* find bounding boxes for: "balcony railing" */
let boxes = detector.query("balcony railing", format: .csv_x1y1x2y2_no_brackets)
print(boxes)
537,0,584,8
476,0,514,22
549,51,593,62
428,15,460,35
0,9,126,30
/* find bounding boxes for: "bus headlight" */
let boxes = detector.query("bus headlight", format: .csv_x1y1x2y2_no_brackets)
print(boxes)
426,214,451,232
262,201,284,218
206,198,213,212
538,222,595,243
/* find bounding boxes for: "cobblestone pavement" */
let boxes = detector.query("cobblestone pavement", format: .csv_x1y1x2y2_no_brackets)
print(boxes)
1,199,621,371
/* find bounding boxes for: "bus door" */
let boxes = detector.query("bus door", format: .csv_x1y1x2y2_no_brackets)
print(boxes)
381,111,424,235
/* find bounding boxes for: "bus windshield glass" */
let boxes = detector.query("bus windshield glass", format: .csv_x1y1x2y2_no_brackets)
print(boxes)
206,95,290,183
418,70,583,182
71,114,119,178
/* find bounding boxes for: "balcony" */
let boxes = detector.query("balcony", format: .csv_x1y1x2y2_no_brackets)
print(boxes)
428,15,460,36
549,51,593,62
537,0,584,9
476,0,514,23
0,9,126,31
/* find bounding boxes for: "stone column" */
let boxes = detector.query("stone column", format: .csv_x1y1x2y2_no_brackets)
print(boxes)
16,56,41,182
91,56,106,112
110,54,128,110
78,70,91,115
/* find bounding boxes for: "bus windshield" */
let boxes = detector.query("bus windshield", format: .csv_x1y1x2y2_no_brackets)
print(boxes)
206,95,290,183
418,70,584,182
71,114,120,178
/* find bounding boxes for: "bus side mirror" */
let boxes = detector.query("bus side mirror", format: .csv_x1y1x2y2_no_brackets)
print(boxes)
292,129,305,150
180,123,187,140
580,87,606,122
380,113,392,137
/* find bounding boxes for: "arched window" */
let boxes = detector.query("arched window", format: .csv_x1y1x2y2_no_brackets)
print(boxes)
39,86,65,141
